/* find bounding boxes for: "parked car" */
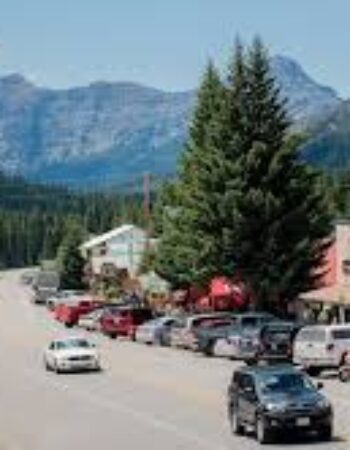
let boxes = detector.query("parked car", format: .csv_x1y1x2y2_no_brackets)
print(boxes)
213,326,260,359
293,324,350,376
31,270,60,304
43,336,101,373
54,298,102,327
78,308,106,331
46,290,86,310
338,350,350,382
135,316,182,345
227,364,333,444
100,307,153,339
169,313,237,350
20,270,37,285
196,312,277,356
248,321,303,363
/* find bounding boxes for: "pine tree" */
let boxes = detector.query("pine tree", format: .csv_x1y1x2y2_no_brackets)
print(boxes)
156,62,226,286
156,38,333,314
57,220,87,290
220,37,332,312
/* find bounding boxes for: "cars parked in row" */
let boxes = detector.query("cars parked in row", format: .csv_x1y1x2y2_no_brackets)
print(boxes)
227,364,333,444
44,336,101,373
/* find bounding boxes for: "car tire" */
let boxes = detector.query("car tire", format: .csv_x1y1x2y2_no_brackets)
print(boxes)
53,359,61,374
256,416,272,444
306,366,321,377
203,340,215,357
109,333,117,339
44,358,51,371
230,408,244,435
318,424,332,442
339,366,350,382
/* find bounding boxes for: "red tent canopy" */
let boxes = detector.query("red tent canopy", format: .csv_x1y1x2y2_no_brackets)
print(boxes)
209,277,246,308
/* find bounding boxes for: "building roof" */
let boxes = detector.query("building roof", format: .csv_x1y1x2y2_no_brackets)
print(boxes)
300,284,350,306
81,224,144,250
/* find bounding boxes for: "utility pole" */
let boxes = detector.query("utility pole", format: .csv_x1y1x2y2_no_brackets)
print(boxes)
143,172,152,249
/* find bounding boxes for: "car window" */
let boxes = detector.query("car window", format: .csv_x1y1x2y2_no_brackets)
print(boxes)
297,328,325,342
258,372,314,394
310,329,326,342
56,339,91,350
237,373,255,393
331,328,350,340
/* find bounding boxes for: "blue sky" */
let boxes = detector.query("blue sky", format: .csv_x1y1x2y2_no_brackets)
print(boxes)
0,0,348,96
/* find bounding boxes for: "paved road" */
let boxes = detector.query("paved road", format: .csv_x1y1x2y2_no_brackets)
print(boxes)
0,270,349,450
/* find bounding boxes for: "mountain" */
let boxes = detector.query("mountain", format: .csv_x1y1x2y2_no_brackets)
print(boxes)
271,56,341,126
0,56,343,187
303,100,350,170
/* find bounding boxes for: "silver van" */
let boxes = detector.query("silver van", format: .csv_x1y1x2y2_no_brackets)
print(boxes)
293,324,350,376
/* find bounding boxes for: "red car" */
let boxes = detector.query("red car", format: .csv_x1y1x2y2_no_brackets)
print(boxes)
54,298,102,327
100,307,153,339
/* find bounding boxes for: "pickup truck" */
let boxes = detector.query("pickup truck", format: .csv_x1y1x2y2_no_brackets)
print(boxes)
100,307,153,339
55,298,102,327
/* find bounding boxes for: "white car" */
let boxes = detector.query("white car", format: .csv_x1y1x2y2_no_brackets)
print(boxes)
44,337,101,373
293,324,350,376
135,316,178,345
78,309,105,331
46,291,85,310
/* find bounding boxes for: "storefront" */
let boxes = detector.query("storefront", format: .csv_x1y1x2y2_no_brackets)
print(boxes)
299,222,350,323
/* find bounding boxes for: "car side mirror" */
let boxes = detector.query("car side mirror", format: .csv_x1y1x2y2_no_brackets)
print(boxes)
316,382,323,390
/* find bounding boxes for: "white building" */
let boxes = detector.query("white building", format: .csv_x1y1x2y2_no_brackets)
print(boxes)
81,224,149,276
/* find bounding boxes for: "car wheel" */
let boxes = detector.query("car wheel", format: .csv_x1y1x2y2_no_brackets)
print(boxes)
53,359,61,374
339,366,350,382
203,340,215,357
318,424,332,441
256,416,272,444
44,358,51,371
230,408,244,435
306,366,321,377
109,333,117,339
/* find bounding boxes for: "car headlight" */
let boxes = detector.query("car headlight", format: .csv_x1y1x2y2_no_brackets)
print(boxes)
317,398,330,410
265,401,288,413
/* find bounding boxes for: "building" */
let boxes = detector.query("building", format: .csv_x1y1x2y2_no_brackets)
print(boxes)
299,222,350,323
81,224,149,276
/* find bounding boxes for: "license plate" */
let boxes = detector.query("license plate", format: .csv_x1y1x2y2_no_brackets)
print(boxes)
296,417,310,427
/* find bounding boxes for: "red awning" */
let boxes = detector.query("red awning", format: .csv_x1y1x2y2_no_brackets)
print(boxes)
210,277,233,297
210,277,247,308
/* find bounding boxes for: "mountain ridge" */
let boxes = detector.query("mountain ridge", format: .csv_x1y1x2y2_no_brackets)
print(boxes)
0,55,344,187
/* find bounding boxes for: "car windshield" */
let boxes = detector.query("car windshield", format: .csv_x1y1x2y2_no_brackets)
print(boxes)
258,372,314,394
56,339,91,350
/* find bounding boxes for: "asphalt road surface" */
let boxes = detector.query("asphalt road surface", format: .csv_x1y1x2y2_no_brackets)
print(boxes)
0,270,349,450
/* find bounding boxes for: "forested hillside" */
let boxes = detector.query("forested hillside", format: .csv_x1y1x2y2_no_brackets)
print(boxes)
0,173,146,268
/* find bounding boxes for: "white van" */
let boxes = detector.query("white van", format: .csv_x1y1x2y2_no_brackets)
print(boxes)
293,324,350,376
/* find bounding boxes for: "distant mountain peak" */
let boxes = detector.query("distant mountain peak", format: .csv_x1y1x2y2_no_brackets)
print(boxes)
270,55,341,125
0,55,345,186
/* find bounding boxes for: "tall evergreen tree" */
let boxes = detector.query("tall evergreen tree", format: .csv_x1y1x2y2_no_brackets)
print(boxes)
56,220,87,290
156,61,226,285
156,38,333,314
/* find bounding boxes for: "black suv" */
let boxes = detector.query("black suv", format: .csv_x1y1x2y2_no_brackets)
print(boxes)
227,365,333,444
